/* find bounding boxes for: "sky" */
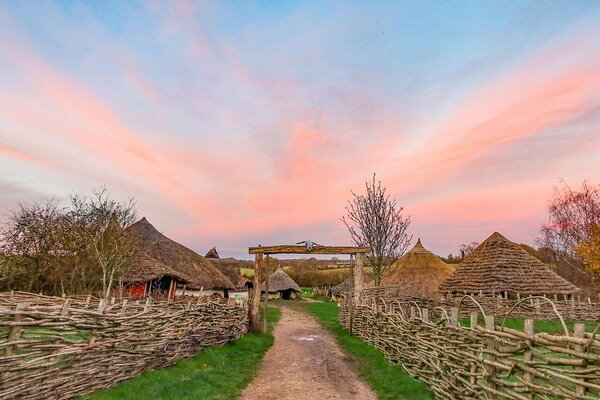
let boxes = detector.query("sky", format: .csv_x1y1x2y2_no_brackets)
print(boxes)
1,1,600,260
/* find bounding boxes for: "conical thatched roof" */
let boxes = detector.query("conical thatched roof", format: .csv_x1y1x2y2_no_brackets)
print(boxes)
122,249,193,283
206,256,251,289
205,247,220,259
380,239,455,299
439,232,580,295
128,218,235,290
261,267,301,293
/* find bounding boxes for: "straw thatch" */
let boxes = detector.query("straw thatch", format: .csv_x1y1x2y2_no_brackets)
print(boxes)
128,218,235,290
122,250,192,283
331,276,353,297
261,267,301,293
201,246,248,288
439,232,580,296
379,239,455,299
207,256,251,288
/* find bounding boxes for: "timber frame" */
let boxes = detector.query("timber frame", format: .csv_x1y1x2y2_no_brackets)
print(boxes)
248,243,370,333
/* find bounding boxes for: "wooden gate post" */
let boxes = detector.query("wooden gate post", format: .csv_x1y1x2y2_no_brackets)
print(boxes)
348,254,354,334
262,255,270,333
249,252,263,333
354,252,364,306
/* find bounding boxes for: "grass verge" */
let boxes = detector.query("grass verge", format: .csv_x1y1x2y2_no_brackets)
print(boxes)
82,307,280,400
304,301,434,400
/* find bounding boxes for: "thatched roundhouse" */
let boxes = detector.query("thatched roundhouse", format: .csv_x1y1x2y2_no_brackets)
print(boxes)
204,246,253,290
379,239,455,300
330,276,352,302
262,267,301,299
126,218,235,297
439,232,580,298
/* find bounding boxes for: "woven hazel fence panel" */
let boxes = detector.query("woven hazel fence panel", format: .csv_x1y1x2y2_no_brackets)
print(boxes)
341,301,600,400
0,291,248,400
363,286,600,321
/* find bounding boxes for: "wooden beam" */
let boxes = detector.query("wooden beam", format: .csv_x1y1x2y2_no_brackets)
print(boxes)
248,244,371,255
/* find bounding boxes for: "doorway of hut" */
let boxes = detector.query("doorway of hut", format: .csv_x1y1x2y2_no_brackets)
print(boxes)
281,289,293,300
147,276,176,299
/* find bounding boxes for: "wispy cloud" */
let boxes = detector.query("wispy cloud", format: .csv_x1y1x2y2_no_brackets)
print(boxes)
1,2,600,257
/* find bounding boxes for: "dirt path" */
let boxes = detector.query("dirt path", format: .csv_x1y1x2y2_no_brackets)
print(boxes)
239,303,377,400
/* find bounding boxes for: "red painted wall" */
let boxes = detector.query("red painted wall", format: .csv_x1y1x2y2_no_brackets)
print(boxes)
127,282,146,297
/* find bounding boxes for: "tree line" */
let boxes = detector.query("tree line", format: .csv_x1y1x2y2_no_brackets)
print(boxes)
343,176,600,286
0,188,137,297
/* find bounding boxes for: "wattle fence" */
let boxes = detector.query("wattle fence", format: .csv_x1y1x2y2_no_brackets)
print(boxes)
341,300,600,399
363,285,600,321
0,291,248,400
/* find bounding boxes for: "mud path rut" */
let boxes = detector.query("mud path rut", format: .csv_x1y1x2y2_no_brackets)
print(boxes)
238,303,377,400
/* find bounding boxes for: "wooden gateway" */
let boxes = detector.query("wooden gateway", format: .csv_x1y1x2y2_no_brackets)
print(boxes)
247,242,371,333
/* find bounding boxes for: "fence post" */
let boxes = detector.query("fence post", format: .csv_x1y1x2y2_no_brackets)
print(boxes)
6,303,25,356
484,316,497,395
120,299,128,317
410,306,416,321
574,323,587,397
143,297,152,313
470,312,479,388
422,308,429,323
524,319,534,399
450,307,459,327
61,298,72,317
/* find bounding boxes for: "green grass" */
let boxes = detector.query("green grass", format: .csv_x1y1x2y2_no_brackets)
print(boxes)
299,287,329,302
83,307,281,400
304,301,434,400
459,315,599,334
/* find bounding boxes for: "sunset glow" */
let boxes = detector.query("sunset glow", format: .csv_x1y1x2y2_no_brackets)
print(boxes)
1,1,600,258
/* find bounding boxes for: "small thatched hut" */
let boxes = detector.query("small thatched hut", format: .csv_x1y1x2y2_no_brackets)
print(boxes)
330,276,352,302
261,267,301,299
439,232,580,298
379,239,455,300
126,218,235,297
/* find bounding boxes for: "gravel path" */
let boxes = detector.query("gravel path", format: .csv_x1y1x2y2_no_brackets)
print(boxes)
239,303,377,400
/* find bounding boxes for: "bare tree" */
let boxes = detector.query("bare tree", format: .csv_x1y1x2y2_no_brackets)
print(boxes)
538,181,600,268
0,188,137,297
69,188,138,298
342,174,412,286
459,242,479,261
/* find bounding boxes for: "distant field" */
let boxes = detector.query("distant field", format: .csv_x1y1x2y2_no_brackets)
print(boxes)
241,267,349,287
240,268,254,278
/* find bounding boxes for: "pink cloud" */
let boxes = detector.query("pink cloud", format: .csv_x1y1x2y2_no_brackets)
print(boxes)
0,39,230,222
0,142,47,168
